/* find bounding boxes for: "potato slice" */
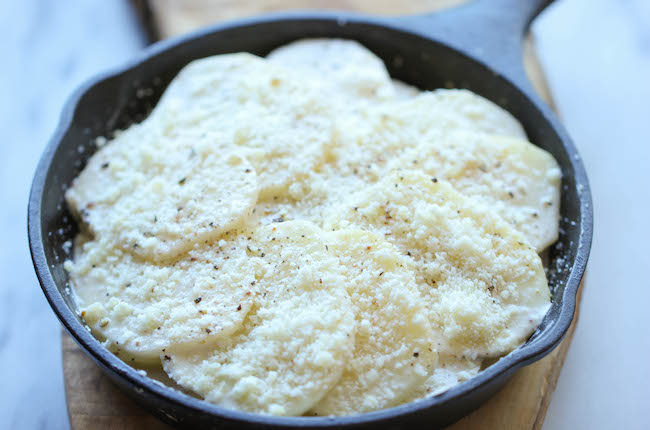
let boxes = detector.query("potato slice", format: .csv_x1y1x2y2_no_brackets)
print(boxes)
391,79,420,99
66,138,258,261
420,355,482,397
65,123,154,222
388,130,561,251
64,232,256,364
267,38,395,101
310,229,436,416
328,89,527,182
327,170,550,358
423,89,527,139
149,52,335,199
162,221,356,416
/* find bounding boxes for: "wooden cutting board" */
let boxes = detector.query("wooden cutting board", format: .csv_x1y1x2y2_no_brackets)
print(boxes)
63,1,580,429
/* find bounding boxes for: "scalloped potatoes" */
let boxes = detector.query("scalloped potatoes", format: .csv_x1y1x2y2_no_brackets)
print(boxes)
65,39,558,417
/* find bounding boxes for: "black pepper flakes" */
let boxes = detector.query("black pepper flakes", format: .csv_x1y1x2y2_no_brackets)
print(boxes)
413,352,419,357
194,297,202,304
236,304,242,311
178,177,186,185
163,355,171,361
431,177,438,183
101,162,109,169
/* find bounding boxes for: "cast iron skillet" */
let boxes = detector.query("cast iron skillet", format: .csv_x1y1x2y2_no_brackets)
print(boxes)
29,0,592,428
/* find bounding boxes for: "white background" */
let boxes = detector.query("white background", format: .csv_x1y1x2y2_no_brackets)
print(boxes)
1,0,648,428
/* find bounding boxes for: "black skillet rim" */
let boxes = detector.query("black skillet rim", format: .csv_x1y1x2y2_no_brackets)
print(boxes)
28,10,593,428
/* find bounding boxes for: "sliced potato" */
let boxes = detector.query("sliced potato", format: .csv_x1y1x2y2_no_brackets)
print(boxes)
267,38,395,101
162,221,356,416
149,52,335,199
388,130,561,251
423,89,527,139
328,89,527,182
65,232,256,363
310,229,436,416
391,79,420,99
420,354,482,397
65,123,156,224
327,170,550,358
67,140,258,261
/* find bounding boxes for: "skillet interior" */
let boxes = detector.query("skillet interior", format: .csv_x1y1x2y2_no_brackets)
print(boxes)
29,13,591,429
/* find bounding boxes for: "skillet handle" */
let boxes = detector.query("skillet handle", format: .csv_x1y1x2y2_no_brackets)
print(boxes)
394,0,553,96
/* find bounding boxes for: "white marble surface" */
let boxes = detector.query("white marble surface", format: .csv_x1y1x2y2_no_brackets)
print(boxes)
0,2,146,429
533,1,650,429
0,1,648,429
